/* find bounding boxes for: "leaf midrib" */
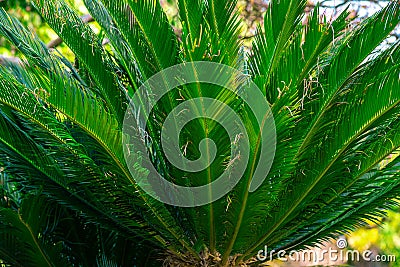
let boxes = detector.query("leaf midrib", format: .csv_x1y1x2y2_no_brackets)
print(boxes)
0,135,153,245
222,1,301,262
91,1,196,255
18,212,54,267
269,141,400,254
222,104,271,264
123,3,198,255
241,93,400,259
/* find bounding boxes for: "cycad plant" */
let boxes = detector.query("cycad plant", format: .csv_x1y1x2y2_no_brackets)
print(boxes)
0,0,399,266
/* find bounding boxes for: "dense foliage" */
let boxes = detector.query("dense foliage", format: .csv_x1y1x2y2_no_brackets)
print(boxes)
0,0,399,266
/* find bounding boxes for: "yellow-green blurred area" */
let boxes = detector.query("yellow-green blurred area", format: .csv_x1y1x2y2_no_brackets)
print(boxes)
349,210,400,266
264,210,400,267
1,0,399,266
0,0,94,60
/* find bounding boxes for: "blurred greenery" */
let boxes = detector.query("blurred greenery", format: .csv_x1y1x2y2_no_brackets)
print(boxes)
0,0,42,56
348,209,400,267
379,211,400,266
0,0,86,59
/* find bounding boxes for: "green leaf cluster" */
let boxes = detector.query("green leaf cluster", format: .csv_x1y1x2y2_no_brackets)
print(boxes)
0,0,398,266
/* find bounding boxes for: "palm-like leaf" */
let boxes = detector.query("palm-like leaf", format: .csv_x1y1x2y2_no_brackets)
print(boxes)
0,0,399,266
